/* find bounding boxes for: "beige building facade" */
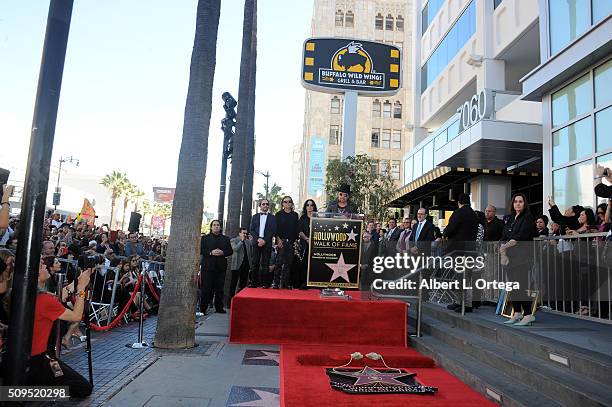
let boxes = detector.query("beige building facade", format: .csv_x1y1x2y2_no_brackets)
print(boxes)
299,0,414,206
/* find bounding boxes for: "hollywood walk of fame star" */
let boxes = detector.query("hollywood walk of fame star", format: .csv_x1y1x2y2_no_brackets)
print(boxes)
346,229,357,241
246,351,280,364
325,253,356,282
342,222,349,229
230,389,280,406
334,225,340,231
333,366,413,387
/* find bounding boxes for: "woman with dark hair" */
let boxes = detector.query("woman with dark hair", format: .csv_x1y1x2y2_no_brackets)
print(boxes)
297,199,318,290
501,193,538,326
535,215,549,237
567,208,598,235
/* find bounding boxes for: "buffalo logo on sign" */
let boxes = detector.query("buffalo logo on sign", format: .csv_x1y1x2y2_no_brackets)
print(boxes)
302,38,401,95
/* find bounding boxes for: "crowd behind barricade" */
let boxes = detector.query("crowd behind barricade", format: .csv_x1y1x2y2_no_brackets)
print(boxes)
0,183,166,396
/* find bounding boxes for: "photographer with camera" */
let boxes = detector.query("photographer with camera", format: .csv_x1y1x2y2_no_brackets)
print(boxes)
29,258,93,398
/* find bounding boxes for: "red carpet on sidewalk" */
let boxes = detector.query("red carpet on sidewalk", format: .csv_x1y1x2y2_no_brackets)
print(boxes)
229,288,407,346
281,345,497,407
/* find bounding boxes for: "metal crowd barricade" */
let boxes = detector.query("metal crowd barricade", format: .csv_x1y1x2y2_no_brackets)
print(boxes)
88,265,127,326
534,232,610,322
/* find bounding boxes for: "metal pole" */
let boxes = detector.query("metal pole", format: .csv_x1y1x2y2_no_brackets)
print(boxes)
341,91,358,159
107,267,121,325
54,272,65,359
217,146,229,226
4,0,73,386
54,158,63,211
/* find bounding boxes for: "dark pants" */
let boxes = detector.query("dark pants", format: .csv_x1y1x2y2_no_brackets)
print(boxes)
250,242,272,287
229,258,250,306
201,267,226,312
28,353,92,398
274,239,295,287
298,245,309,288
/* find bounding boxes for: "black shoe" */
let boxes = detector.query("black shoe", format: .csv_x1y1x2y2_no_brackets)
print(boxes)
247,283,260,288
446,303,460,310
299,285,307,290
271,283,280,289
262,285,270,289
454,306,473,313
215,309,227,314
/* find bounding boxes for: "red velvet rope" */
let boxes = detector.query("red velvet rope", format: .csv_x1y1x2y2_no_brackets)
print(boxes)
145,274,160,302
88,274,143,332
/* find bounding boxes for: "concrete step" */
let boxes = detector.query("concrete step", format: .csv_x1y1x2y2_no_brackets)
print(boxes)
419,303,612,386
420,315,612,407
412,334,562,407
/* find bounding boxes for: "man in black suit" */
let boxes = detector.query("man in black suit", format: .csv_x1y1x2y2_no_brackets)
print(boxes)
483,205,504,242
443,193,479,312
360,231,378,292
382,218,401,257
248,199,277,288
200,220,233,314
409,208,435,256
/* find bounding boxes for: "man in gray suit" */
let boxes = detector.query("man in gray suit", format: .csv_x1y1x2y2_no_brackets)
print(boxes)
228,227,252,307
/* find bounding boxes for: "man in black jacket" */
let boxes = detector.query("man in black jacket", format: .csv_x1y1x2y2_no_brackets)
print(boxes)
483,205,504,242
443,193,479,312
200,220,233,314
382,218,401,257
248,199,277,288
595,165,612,199
274,196,299,289
409,208,435,256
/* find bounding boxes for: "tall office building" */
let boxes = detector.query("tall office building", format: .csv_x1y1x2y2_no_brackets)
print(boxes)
389,0,544,218
521,1,611,213
299,0,414,206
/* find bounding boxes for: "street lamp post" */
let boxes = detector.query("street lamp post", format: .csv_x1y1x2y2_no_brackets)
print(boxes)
255,170,270,199
54,155,79,210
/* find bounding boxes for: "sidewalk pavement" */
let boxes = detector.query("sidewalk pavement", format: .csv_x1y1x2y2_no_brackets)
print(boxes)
104,311,280,407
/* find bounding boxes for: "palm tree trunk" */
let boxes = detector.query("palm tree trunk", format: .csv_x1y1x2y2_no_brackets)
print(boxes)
241,1,257,227
110,196,116,229
225,0,255,238
121,199,128,231
154,0,221,349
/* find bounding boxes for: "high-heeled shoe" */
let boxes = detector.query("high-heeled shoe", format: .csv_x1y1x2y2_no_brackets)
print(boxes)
503,312,523,324
514,314,536,326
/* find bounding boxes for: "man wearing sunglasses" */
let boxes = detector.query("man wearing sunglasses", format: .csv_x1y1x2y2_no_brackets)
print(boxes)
326,184,358,217
248,199,277,288
273,196,299,289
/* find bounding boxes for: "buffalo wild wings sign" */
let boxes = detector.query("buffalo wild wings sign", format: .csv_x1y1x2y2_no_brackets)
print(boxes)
302,38,401,95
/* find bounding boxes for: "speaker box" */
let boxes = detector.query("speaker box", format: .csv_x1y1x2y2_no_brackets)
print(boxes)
128,212,142,232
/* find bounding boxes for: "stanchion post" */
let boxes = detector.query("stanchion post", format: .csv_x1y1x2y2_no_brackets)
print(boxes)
126,270,149,349
54,272,66,359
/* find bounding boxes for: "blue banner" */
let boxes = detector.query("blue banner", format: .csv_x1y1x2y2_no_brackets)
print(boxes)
308,137,327,196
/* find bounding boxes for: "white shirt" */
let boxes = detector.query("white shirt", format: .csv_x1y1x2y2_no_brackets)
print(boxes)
0,226,13,246
52,219,63,229
258,213,268,238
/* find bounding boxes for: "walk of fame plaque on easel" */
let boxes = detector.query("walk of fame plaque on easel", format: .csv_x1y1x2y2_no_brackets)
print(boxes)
307,217,363,289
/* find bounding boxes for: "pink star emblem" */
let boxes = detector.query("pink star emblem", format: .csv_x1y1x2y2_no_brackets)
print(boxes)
325,253,356,282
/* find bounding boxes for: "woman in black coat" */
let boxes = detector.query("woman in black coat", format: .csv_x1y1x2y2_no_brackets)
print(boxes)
500,193,538,326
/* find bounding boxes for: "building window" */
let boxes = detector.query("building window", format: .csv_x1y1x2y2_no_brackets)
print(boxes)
381,129,391,148
335,9,344,27
551,73,592,127
329,125,341,145
370,160,379,176
330,96,341,114
392,130,401,149
345,10,354,27
372,99,381,117
593,0,612,24
594,59,612,108
404,156,413,183
371,129,380,148
549,0,589,55
422,0,445,34
393,101,402,118
375,13,384,30
421,1,476,93
596,107,612,153
396,15,404,31
423,142,434,173
435,130,447,150
553,118,593,167
413,149,423,178
385,14,394,30
383,101,391,118
391,160,401,180
380,160,390,176
553,160,593,210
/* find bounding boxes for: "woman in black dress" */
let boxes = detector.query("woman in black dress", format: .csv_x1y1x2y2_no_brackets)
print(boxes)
298,199,318,290
500,193,538,326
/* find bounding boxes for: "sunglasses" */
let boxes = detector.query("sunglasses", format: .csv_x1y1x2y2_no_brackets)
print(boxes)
283,200,292,204
306,203,315,207
261,203,269,206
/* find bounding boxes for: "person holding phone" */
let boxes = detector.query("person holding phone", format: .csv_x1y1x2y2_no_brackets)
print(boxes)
28,259,93,397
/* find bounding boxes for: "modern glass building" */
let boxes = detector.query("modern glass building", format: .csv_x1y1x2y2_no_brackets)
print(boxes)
522,0,612,212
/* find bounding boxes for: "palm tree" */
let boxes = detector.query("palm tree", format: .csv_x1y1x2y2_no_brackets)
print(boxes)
154,0,221,349
141,199,152,235
241,0,257,229
100,171,129,229
154,202,173,236
121,182,135,231
225,0,257,238
256,182,283,213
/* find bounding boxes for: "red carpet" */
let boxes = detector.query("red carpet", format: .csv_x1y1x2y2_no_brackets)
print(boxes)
281,345,497,407
229,288,407,346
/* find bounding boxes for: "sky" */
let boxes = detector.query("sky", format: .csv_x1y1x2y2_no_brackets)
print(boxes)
0,0,313,216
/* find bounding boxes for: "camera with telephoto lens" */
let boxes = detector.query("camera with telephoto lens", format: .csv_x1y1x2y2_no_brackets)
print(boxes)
78,254,104,270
